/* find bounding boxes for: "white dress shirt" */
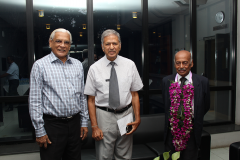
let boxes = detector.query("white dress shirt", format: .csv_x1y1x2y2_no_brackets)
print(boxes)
176,71,194,117
84,55,143,109
7,62,19,80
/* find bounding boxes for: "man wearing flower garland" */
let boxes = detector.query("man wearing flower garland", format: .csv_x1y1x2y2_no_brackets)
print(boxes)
162,50,210,160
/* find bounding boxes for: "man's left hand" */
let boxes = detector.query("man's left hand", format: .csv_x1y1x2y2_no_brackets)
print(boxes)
126,120,141,135
80,127,88,140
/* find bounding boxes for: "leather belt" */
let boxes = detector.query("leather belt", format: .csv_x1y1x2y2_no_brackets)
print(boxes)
96,103,132,114
43,112,79,122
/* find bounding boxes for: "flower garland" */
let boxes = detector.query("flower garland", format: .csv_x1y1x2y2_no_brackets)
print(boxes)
169,81,194,151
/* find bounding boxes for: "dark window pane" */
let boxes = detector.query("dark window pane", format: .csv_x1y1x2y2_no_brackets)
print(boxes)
93,0,142,76
204,90,231,123
33,0,87,61
149,94,164,114
0,0,32,142
148,0,189,90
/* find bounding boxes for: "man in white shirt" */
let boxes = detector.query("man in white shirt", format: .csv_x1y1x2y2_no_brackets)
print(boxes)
84,29,143,160
0,56,19,112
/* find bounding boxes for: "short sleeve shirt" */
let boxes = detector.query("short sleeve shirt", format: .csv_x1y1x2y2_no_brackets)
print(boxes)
6,62,19,80
84,55,143,109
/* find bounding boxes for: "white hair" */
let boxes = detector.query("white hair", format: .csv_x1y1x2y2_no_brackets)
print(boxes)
49,28,72,43
101,29,121,46
174,51,193,64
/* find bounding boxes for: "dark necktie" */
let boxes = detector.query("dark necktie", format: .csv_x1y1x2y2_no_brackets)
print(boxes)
180,77,187,88
179,77,187,117
109,62,120,110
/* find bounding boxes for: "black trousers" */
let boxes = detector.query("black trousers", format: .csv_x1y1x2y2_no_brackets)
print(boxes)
165,130,198,160
40,114,81,160
8,79,19,109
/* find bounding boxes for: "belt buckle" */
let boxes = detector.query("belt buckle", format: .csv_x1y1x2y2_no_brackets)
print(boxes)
62,116,72,120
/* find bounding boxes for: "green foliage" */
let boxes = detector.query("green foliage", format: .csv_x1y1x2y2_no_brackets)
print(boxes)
153,156,160,160
169,80,175,84
163,151,170,160
172,152,180,160
154,151,180,160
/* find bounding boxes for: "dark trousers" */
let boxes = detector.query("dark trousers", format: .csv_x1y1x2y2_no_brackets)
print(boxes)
165,130,198,160
40,114,81,160
8,79,19,109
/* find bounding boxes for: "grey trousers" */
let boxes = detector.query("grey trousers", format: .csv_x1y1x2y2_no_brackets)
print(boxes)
95,107,133,160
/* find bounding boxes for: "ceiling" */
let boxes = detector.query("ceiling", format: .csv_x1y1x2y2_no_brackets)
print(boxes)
0,0,222,44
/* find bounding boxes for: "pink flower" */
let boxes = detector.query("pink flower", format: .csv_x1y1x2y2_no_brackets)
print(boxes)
169,81,194,151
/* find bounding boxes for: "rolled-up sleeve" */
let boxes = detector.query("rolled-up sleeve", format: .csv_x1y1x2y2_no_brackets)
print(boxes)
29,62,46,137
79,64,89,127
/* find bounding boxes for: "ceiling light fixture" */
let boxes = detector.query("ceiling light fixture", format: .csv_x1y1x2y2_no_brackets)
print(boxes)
80,32,83,37
82,24,86,29
117,24,120,30
132,12,137,18
38,10,44,17
46,24,50,29
153,32,156,34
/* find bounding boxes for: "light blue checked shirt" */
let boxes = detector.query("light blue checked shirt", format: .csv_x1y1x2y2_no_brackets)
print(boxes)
29,52,88,137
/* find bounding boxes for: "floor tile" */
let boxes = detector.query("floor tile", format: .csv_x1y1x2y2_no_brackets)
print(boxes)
211,147,229,155
210,153,224,160
217,153,229,160
223,147,230,151
0,153,40,160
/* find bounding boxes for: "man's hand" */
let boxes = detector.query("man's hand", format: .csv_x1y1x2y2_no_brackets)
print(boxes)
92,127,104,141
126,120,141,135
36,135,52,149
80,127,88,140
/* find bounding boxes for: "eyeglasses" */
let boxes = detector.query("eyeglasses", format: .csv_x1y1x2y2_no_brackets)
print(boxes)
175,61,190,66
54,40,70,45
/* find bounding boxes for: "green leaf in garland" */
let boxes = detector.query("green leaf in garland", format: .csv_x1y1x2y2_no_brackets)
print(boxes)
172,151,180,160
163,151,170,160
153,156,160,160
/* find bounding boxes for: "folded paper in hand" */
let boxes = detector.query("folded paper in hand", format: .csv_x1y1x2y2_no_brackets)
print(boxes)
117,113,133,136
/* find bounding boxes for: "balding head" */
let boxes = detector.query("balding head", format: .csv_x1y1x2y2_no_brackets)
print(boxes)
174,50,193,77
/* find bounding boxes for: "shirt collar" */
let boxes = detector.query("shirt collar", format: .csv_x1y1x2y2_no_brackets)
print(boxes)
177,71,191,82
103,55,119,67
49,52,72,63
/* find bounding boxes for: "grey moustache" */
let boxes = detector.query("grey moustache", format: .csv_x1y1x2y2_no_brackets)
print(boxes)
178,68,186,71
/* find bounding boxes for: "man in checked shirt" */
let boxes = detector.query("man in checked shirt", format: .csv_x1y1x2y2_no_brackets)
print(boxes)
29,28,88,160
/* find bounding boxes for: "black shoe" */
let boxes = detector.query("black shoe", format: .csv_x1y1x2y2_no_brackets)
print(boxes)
5,107,13,112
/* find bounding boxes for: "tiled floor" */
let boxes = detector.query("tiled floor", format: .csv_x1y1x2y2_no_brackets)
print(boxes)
211,147,229,160
0,147,230,160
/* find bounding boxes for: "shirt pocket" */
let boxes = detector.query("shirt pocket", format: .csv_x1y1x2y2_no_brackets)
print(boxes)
95,78,109,94
71,73,82,94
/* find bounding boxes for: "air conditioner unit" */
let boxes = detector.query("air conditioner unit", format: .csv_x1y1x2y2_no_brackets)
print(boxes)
184,0,208,5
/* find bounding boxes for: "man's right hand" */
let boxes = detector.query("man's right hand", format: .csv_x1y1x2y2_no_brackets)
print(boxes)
92,127,104,141
36,135,52,149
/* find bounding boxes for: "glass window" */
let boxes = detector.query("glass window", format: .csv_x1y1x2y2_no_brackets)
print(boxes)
33,0,87,61
204,90,231,123
0,0,31,142
196,0,233,87
148,0,189,90
93,0,142,76
33,0,88,82
149,94,164,114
